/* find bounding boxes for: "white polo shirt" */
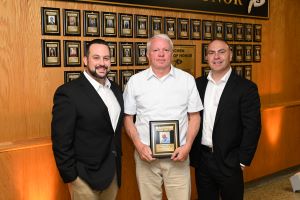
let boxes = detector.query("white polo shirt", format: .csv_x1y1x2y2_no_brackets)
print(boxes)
123,66,203,146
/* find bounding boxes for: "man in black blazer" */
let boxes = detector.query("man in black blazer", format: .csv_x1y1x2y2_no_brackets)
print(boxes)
51,39,124,200
190,39,261,200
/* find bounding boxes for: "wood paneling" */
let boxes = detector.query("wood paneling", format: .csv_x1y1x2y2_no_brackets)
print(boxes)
0,0,300,199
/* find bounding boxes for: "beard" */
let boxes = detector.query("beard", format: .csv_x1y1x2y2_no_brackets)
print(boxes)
88,65,110,80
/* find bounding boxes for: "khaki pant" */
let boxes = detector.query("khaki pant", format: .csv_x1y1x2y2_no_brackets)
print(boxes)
134,151,191,200
68,174,118,200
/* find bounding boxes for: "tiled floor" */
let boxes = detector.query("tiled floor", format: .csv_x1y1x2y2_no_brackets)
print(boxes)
244,166,300,200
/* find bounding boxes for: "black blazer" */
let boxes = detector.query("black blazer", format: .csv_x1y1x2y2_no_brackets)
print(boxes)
51,74,124,190
190,71,261,176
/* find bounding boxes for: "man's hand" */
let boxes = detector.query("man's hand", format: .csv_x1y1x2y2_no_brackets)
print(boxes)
136,142,156,162
171,145,190,161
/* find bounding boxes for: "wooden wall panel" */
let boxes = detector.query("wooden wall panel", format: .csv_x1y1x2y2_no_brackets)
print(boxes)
0,0,300,199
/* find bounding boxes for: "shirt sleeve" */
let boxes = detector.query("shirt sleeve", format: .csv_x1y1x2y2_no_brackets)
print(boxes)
187,76,203,113
123,77,137,115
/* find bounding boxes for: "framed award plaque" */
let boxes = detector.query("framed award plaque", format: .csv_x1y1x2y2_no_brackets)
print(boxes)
41,7,60,35
149,120,180,158
150,16,163,36
119,42,134,66
224,22,234,41
63,9,81,36
83,10,100,37
64,71,81,83
202,20,213,40
165,17,176,39
102,12,117,37
42,39,61,67
177,18,189,39
135,15,148,38
119,13,133,37
64,40,81,67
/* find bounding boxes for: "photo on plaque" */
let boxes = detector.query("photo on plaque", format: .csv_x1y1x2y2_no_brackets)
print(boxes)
149,120,179,158
253,24,262,42
177,18,189,39
64,40,81,67
135,42,148,66
102,12,117,37
235,44,244,63
164,17,176,39
244,45,253,62
119,69,134,91
202,20,213,40
63,9,81,36
202,66,210,76
107,70,118,84
150,16,163,36
107,42,117,66
135,15,148,38
190,19,201,40
119,42,134,66
234,23,244,41
202,43,209,64
253,45,261,62
119,13,133,37
83,10,100,37
214,21,224,40
41,7,60,35
234,65,244,77
244,23,253,42
64,71,81,83
224,22,234,41
244,65,252,80
42,39,61,67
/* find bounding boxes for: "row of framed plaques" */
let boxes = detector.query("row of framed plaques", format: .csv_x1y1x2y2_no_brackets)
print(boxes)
202,65,252,80
64,69,144,91
202,43,261,63
41,7,262,42
42,40,148,67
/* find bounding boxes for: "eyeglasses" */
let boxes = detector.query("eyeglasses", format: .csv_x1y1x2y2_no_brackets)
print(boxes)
207,49,227,56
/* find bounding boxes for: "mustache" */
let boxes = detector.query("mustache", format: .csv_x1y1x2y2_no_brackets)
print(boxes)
95,65,109,70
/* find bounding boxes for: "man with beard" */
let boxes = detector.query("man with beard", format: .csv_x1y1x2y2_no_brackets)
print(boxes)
51,39,124,200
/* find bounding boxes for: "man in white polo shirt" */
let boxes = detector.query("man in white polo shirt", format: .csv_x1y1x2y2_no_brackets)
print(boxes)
123,34,203,200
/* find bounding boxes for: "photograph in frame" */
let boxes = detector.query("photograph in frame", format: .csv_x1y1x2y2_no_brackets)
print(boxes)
119,13,133,37
244,45,253,62
119,69,134,91
41,7,60,35
190,19,201,40
244,23,253,42
83,10,100,37
64,71,81,83
64,40,81,67
107,70,118,84
202,20,213,40
244,65,252,80
164,17,176,39
107,42,117,66
102,12,117,37
42,39,61,67
63,9,81,36
235,44,244,63
150,16,163,36
254,24,262,42
234,65,244,77
149,120,180,158
202,66,210,76
234,23,244,41
177,18,189,39
135,42,148,66
135,15,148,38
253,45,261,62
202,43,209,64
214,21,224,40
224,22,234,41
119,42,134,66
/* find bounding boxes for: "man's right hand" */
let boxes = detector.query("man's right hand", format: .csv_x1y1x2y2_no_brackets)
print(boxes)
136,142,156,162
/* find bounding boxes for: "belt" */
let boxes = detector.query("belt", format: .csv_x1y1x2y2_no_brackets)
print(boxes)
201,145,214,153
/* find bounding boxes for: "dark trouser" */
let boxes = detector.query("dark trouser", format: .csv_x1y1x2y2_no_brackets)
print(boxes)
195,146,244,200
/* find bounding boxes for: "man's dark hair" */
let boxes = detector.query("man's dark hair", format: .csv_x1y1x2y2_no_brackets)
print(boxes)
85,39,109,57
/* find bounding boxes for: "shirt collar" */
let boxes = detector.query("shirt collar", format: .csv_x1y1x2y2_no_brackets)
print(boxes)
146,65,175,80
207,67,232,84
83,70,111,91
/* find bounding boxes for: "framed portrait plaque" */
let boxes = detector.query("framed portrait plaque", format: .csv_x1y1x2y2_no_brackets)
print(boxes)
135,15,148,38
244,65,252,80
107,70,118,84
234,23,244,41
254,24,262,42
119,13,133,37
253,45,261,62
202,43,209,64
120,42,134,66
244,45,253,62
234,65,244,77
119,69,134,91
150,16,163,36
224,22,234,41
83,10,100,37
42,39,61,67
202,20,213,40
41,7,60,35
102,12,117,37
165,17,176,39
64,40,81,67
214,21,224,39
177,18,189,39
190,19,201,40
149,120,180,158
107,42,117,66
63,9,81,36
135,42,148,66
244,23,253,42
64,71,81,83
235,44,244,63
